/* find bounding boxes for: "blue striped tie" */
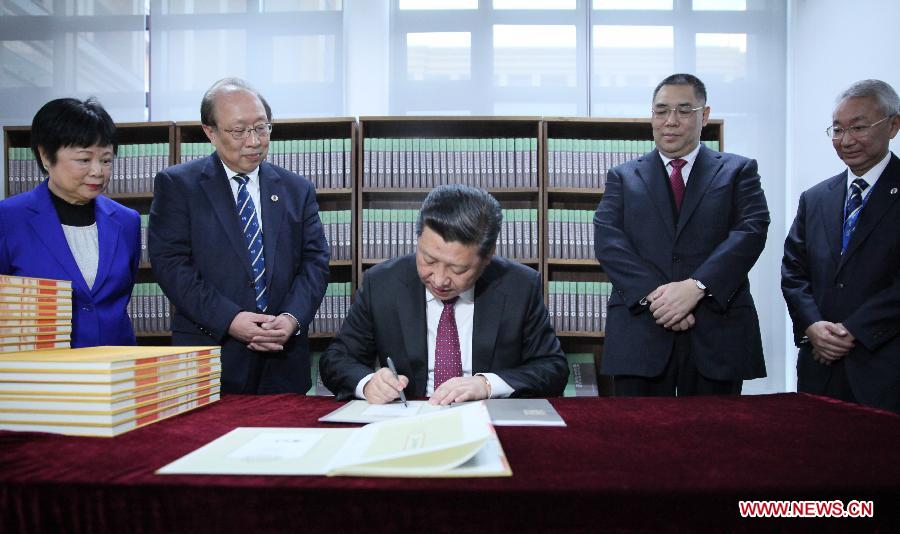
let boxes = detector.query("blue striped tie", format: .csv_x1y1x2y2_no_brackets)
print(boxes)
841,178,869,254
233,174,268,312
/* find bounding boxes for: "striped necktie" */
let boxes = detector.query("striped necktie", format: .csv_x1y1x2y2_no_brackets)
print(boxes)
841,178,869,254
233,174,268,312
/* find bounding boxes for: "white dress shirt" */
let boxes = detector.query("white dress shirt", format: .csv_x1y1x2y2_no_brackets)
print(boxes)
355,285,514,400
222,162,263,233
658,142,702,184
845,151,891,203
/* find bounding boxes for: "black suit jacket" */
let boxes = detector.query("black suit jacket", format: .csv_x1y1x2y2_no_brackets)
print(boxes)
319,254,568,400
148,153,330,394
593,146,770,381
782,153,900,411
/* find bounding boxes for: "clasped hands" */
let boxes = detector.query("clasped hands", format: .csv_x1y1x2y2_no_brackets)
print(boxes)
805,321,855,366
228,311,298,352
646,279,705,331
363,367,490,405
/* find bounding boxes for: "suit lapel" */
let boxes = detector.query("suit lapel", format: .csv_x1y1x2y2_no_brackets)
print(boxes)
839,154,900,270
26,182,90,295
258,163,284,286
676,146,722,239
199,153,253,279
91,198,121,295
396,259,428,395
635,150,676,239
818,172,847,268
472,261,504,374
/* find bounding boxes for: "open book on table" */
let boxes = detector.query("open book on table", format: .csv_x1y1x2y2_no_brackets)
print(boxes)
318,398,566,427
156,401,511,478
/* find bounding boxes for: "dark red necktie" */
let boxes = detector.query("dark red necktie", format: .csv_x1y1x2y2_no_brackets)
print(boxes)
433,297,462,390
668,158,687,211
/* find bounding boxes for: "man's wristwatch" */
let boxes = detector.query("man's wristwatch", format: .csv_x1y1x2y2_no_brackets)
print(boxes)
694,279,708,296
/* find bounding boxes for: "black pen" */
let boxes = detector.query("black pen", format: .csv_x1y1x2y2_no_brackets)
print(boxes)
385,356,408,408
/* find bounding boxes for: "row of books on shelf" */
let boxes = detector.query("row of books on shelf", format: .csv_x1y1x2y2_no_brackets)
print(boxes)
547,209,597,260
308,282,351,336
362,138,539,189
5,148,43,195
180,138,353,190
320,210,352,261
107,143,171,194
128,283,171,334
361,208,539,260
548,281,612,334
0,345,221,437
546,139,720,189
1,275,72,352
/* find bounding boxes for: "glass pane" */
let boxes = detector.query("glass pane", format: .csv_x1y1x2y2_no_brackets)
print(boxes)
399,0,477,9
406,32,471,81
593,25,673,87
160,0,249,15
494,0,576,9
0,40,52,88
693,0,746,10
0,0,54,15
261,0,342,11
494,101,577,115
159,29,247,91
696,33,746,81
593,0,672,10
493,25,576,88
68,0,145,15
75,31,145,93
272,34,335,83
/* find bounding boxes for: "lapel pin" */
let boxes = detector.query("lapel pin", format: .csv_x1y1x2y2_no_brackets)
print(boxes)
271,194,279,202
891,187,898,195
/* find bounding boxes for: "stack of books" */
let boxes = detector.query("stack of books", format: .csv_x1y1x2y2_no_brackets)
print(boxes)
0,345,221,437
0,275,72,353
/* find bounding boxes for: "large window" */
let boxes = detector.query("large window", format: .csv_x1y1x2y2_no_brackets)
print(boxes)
0,0,344,125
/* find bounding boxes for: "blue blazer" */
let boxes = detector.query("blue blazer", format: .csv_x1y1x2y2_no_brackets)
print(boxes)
148,153,330,394
594,146,770,381
782,153,900,411
0,180,140,347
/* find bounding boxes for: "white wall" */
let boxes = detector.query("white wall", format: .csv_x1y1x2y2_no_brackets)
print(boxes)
785,0,900,390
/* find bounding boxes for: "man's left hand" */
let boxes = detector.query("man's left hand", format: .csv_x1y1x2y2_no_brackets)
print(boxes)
649,279,704,328
429,376,490,405
249,314,298,352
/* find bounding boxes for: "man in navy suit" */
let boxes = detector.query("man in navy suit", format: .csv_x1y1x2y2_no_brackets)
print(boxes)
149,78,329,394
320,185,567,404
594,73,769,396
782,79,900,412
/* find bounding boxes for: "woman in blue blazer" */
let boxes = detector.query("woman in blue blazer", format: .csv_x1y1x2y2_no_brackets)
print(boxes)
0,98,140,347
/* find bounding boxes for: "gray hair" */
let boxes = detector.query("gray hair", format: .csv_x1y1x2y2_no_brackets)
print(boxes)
200,77,272,127
415,184,502,259
836,79,900,116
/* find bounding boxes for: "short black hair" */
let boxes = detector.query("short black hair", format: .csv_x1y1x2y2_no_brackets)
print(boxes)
652,73,707,105
415,184,502,259
30,97,117,174
200,77,272,127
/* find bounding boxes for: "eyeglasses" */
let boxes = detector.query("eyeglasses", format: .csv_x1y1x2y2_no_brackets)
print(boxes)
826,115,892,140
651,105,705,120
221,123,273,140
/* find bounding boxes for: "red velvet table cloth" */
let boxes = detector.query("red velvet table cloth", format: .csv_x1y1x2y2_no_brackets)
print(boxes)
1,393,898,533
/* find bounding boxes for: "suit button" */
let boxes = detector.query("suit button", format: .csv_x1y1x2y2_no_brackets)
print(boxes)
836,283,844,289
81,305,94,312
672,256,680,263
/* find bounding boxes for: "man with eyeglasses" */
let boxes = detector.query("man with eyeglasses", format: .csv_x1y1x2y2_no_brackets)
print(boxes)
594,73,769,397
782,79,900,412
149,77,329,394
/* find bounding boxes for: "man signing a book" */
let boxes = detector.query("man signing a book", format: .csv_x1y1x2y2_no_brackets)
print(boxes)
320,184,568,404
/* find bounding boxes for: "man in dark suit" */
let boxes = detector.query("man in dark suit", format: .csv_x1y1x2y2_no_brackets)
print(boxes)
593,73,769,396
320,184,567,404
782,79,900,412
149,78,329,394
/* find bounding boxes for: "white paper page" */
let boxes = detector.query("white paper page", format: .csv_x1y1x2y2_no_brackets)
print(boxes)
227,432,324,461
361,402,424,418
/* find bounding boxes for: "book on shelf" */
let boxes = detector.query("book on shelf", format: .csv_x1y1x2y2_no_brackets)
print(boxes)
157,401,510,478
